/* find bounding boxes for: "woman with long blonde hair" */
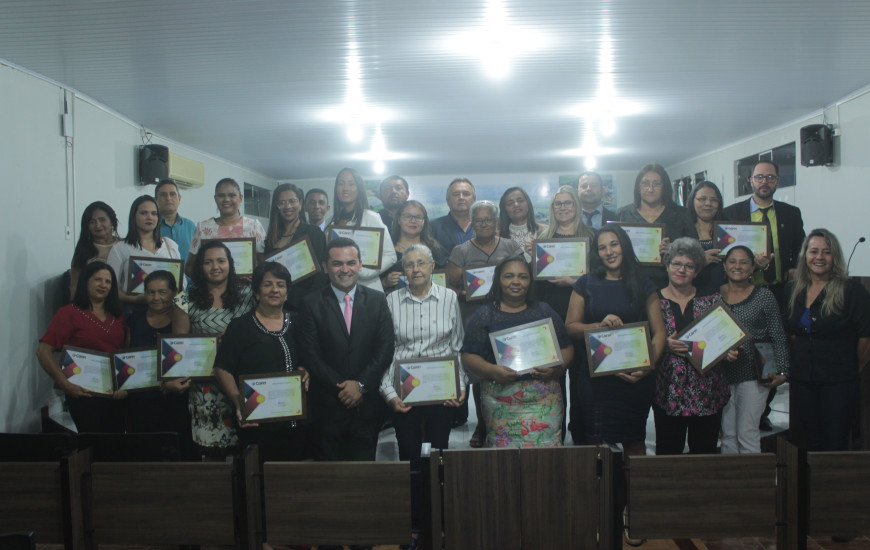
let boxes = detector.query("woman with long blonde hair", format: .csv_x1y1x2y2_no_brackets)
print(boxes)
784,228,870,451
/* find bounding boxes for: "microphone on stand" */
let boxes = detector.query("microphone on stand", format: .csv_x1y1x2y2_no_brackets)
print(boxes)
847,236,866,272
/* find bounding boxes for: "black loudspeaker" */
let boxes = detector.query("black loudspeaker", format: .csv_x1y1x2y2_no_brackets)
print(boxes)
138,144,169,184
800,124,833,167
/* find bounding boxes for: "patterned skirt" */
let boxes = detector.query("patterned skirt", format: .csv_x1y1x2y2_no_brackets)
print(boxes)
481,378,563,448
188,381,239,456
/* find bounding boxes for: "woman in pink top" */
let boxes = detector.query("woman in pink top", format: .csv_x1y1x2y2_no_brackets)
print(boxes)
185,178,266,278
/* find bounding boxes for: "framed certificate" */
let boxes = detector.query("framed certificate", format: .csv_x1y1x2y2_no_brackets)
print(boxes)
533,238,590,280
158,334,219,380
584,322,654,377
463,264,498,302
714,222,770,256
489,318,564,374
60,346,114,397
111,347,160,392
327,226,385,269
126,256,184,294
265,235,321,285
676,300,750,374
238,372,307,423
752,342,778,380
398,270,447,289
610,223,664,266
395,355,461,406
207,238,256,275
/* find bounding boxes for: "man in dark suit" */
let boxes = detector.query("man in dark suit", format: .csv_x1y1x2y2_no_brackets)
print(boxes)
722,159,805,305
723,159,804,431
297,237,394,462
578,171,617,230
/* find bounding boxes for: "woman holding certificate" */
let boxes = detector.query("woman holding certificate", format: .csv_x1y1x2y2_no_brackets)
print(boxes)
655,238,733,455
565,223,666,451
718,246,789,454
37,261,127,433
264,183,328,310
534,186,595,320
685,181,728,294
379,244,466,549
380,200,447,292
326,167,397,290
178,240,255,458
447,200,523,447
107,195,181,304
124,270,193,458
214,262,310,462
784,228,870,451
184,178,266,279
69,201,121,301
616,163,688,289
461,256,573,448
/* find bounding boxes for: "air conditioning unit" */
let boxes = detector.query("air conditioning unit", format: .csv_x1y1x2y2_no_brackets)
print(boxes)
168,152,206,189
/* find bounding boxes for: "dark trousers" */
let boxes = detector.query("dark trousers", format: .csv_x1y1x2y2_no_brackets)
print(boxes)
790,379,859,451
313,409,380,462
393,404,454,533
653,404,723,455
67,396,125,433
238,422,307,463
127,392,194,460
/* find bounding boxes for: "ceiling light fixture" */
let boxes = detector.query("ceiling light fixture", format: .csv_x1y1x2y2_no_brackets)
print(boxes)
446,0,548,81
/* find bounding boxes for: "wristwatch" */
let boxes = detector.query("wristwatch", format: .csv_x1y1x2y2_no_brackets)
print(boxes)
357,381,367,394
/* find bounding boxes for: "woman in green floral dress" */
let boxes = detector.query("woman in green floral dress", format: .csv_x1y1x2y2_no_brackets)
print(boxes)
460,256,574,447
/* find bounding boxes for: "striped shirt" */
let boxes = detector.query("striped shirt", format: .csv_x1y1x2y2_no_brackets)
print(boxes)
379,283,467,402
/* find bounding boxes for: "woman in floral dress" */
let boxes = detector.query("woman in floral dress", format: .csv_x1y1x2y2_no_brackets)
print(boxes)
460,255,573,447
178,240,254,458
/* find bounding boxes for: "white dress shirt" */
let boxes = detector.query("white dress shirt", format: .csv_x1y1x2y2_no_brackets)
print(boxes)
379,283,467,403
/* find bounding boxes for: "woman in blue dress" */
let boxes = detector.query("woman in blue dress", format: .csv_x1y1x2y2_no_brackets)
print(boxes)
565,223,667,451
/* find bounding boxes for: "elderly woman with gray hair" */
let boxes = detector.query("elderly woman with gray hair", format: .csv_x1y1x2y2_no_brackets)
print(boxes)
654,237,736,455
446,199,522,446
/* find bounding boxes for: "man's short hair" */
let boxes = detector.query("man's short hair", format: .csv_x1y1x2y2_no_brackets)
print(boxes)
751,159,779,177
380,175,409,194
305,188,330,203
326,236,361,260
155,179,179,195
445,178,476,201
578,171,603,186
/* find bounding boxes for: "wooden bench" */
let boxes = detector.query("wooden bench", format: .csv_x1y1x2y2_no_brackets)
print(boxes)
262,461,411,547
438,446,612,550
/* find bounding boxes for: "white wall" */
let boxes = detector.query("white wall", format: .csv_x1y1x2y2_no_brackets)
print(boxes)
667,85,870,276
0,63,276,432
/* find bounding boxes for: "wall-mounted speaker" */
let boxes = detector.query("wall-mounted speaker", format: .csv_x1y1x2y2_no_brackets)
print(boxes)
800,124,833,167
138,144,169,184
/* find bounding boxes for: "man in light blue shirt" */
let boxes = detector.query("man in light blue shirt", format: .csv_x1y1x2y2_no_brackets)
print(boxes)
155,179,196,263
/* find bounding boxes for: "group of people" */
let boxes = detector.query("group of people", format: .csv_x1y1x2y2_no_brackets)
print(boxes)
36,162,869,549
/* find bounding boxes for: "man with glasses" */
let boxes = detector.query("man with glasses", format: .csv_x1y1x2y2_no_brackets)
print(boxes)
577,171,616,230
723,160,804,432
723,160,805,305
378,175,410,234
431,178,477,256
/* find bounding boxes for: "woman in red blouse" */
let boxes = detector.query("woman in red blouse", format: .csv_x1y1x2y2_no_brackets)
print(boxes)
36,261,127,432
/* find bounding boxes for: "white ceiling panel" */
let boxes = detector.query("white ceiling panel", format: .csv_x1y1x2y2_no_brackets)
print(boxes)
2,0,870,179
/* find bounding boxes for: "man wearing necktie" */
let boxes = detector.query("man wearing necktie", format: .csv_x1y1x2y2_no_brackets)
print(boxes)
723,160,805,431
578,171,617,231
298,237,395,463
723,160,805,306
